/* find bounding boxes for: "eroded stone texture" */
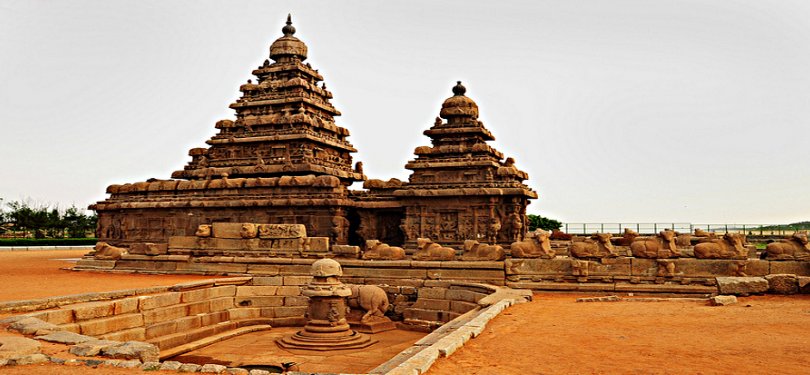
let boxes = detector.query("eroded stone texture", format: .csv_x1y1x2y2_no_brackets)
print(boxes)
716,277,769,296
0,337,41,360
765,274,799,295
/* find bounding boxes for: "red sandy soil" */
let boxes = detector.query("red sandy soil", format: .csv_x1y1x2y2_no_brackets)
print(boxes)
2,250,810,374
0,250,215,302
428,293,810,375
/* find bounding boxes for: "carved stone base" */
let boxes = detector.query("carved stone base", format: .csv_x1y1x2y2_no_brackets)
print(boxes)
346,311,396,334
277,326,376,351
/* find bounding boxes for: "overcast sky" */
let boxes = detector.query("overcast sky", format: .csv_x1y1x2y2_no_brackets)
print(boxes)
1,0,809,224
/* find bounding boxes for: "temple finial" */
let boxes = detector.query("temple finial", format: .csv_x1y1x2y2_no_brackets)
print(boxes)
452,81,466,96
282,13,296,36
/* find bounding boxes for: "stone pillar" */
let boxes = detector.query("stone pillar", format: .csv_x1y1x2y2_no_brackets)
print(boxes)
277,259,376,350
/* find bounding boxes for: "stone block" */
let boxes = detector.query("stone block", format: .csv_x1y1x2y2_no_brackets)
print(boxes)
770,261,810,276
181,288,212,303
273,306,307,318
235,296,284,307
332,245,360,258
59,323,81,333
450,300,478,314
145,321,176,340
79,314,144,336
412,298,450,311
71,301,115,321
277,264,315,275
201,364,228,373
142,305,187,325
99,327,146,342
228,308,262,320
247,264,281,275
0,337,41,359
716,277,769,296
209,297,235,311
101,341,159,363
284,296,308,306
37,331,94,345
445,289,486,303
282,276,312,286
160,361,183,371
765,274,798,295
139,292,181,311
343,267,428,278
200,311,229,326
74,259,117,269
307,237,329,252
269,316,306,326
176,316,201,332
210,285,237,298
168,236,200,249
8,353,49,365
505,258,572,275
275,286,301,296
710,295,738,306
28,309,74,325
418,287,448,300
212,222,249,239
68,339,120,357
179,363,202,372
237,286,279,297
186,301,211,315
252,276,283,286
113,298,140,315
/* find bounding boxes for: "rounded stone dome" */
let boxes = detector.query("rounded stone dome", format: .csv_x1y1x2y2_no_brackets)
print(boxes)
311,258,343,277
439,81,479,119
270,15,308,61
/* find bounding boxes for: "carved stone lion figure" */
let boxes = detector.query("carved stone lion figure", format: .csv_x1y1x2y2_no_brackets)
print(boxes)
510,230,554,259
462,240,505,261
362,240,406,260
764,232,810,260
413,238,456,261
569,233,616,259
92,242,128,260
239,223,258,238
630,230,680,258
195,225,212,237
694,233,747,259
348,285,390,323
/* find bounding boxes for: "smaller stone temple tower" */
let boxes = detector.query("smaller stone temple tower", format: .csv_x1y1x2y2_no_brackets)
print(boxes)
392,82,537,247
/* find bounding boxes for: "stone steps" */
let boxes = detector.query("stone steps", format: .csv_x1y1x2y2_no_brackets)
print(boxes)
158,323,272,360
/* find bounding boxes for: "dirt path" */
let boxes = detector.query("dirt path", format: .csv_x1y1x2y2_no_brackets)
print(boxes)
428,293,810,375
0,250,215,302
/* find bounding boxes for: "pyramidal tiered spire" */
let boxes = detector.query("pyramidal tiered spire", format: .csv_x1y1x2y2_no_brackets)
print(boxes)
172,15,363,184
398,81,534,192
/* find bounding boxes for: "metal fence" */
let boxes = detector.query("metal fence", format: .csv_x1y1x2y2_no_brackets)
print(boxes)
562,223,810,236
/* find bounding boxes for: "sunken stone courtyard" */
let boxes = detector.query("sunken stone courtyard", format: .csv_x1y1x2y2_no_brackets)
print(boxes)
1,13,810,375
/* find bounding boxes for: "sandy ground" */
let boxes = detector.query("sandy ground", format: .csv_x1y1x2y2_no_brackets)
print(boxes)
428,293,810,375
0,250,215,302
1,250,810,374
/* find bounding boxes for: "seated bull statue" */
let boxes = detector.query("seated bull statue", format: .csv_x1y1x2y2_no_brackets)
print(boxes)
694,228,717,238
362,240,406,260
630,230,680,258
569,233,617,259
462,240,505,261
510,230,554,258
694,233,747,259
764,232,810,260
195,224,212,237
675,232,692,247
611,228,639,246
92,242,128,260
549,229,573,240
347,285,390,324
413,238,456,261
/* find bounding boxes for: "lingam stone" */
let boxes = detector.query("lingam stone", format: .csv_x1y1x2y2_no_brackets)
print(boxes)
277,259,376,350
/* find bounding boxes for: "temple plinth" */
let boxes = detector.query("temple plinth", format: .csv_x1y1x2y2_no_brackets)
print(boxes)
277,259,376,350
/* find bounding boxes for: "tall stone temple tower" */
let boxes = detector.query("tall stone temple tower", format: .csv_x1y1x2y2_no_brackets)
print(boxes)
91,16,537,250
92,16,363,247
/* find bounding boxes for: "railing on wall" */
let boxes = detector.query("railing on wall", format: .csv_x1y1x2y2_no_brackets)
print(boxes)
561,223,810,236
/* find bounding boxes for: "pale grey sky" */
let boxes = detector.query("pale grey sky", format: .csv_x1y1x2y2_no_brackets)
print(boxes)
1,0,809,224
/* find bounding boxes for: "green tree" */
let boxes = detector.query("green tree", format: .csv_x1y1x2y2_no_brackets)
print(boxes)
527,214,562,231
